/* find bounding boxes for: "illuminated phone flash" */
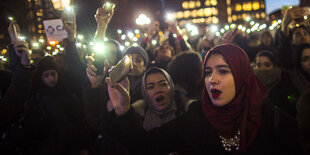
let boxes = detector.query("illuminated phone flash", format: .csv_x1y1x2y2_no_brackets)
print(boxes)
105,2,111,7
166,13,174,21
8,17,14,21
18,36,26,40
151,40,157,45
124,55,130,64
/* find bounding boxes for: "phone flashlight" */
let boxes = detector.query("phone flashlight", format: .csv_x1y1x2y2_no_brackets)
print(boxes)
64,5,74,23
103,2,115,15
166,13,175,21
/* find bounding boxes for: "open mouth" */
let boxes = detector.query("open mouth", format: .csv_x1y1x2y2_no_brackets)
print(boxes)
211,89,221,98
156,95,165,103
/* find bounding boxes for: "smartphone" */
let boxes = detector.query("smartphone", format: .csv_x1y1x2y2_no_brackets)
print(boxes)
109,55,133,86
8,20,21,71
103,2,115,15
93,56,105,75
10,19,20,40
64,6,74,24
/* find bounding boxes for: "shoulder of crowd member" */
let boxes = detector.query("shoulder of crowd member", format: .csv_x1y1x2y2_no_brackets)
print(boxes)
296,87,310,154
83,84,107,95
297,87,310,119
131,99,147,117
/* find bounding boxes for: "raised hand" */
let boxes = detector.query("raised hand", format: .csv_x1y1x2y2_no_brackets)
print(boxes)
8,22,20,44
15,40,31,68
105,77,130,116
95,7,114,27
61,13,77,42
146,20,160,37
168,20,181,35
86,56,106,88
94,6,115,41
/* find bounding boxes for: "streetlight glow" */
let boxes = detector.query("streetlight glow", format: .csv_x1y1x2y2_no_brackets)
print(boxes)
121,34,126,40
210,25,218,32
136,14,151,25
127,32,134,38
166,12,175,21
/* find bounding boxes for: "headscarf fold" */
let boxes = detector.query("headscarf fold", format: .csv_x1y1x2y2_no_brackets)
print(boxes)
202,44,267,151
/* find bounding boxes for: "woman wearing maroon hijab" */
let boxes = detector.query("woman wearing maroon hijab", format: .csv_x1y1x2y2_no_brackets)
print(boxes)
202,44,267,151
106,44,300,154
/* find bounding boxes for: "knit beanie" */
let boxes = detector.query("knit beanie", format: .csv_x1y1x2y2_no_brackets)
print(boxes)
123,46,149,65
36,56,58,76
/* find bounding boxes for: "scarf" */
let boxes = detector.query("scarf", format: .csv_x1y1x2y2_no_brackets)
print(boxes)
202,44,268,151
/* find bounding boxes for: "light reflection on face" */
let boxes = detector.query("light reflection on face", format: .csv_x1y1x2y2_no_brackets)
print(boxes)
204,54,235,107
146,73,171,112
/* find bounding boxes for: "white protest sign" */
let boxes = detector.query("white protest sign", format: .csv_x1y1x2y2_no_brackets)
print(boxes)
43,19,67,42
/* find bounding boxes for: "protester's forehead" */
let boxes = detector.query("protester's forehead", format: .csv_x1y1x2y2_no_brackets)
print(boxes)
131,53,143,57
146,72,167,84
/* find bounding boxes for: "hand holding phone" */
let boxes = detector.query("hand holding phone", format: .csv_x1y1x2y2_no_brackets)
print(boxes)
109,55,133,86
103,2,115,16
8,19,21,44
15,40,31,67
64,6,75,24
86,56,106,88
94,2,115,28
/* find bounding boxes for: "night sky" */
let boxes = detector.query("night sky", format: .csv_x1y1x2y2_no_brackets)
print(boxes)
265,0,299,14
0,0,303,48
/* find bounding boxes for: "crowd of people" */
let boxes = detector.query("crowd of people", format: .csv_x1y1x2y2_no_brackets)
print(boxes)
0,4,309,155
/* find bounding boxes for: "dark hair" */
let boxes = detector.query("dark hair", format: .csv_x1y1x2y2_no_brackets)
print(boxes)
104,39,122,61
291,25,308,36
204,50,229,66
153,44,175,61
290,25,309,44
259,30,273,46
31,49,45,57
294,43,310,73
167,52,203,98
254,50,278,66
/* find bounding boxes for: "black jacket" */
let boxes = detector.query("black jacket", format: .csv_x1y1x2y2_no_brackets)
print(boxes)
116,100,301,154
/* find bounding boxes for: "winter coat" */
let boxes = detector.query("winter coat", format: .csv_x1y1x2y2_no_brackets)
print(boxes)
0,40,86,154
116,100,301,154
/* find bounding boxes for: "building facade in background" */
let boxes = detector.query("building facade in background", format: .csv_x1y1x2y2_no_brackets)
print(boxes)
174,0,266,26
25,0,71,43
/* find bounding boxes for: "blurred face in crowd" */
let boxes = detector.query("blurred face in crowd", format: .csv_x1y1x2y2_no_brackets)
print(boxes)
105,43,119,66
203,37,212,48
146,73,172,112
292,28,310,45
262,33,272,46
255,56,274,70
128,53,147,77
204,54,235,107
157,45,172,61
301,48,310,75
42,69,58,87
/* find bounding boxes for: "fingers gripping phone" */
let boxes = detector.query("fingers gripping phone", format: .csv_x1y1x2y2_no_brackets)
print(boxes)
93,56,105,75
109,55,133,86
103,2,115,15
64,6,74,24
8,19,22,70
10,19,21,40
